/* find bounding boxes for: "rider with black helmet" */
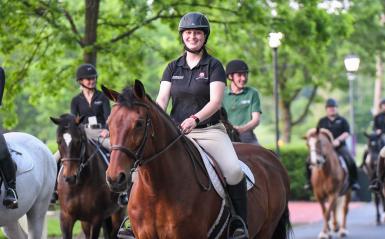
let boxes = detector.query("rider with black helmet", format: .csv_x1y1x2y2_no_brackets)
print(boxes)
0,66,18,209
373,99,385,135
368,99,385,191
223,60,261,145
72,63,110,139
305,98,360,191
155,12,248,239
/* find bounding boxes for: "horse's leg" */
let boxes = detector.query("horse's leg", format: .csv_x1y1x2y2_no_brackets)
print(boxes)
111,210,126,238
380,192,385,223
318,198,331,239
90,221,103,239
60,213,75,239
339,193,351,237
2,222,27,239
374,192,381,225
332,200,339,232
26,199,51,239
81,221,91,239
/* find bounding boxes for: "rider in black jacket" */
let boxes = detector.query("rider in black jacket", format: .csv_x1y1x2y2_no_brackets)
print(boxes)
0,66,18,209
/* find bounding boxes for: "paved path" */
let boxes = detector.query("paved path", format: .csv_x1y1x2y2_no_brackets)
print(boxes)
290,201,385,238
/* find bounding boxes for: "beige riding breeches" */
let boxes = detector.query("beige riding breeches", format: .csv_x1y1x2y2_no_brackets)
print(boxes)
186,123,244,185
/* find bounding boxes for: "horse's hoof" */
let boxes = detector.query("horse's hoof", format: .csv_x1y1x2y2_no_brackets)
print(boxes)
338,228,349,238
318,231,329,239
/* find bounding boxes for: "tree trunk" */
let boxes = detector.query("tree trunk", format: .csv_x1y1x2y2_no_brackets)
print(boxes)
83,0,100,65
281,100,292,143
373,55,383,115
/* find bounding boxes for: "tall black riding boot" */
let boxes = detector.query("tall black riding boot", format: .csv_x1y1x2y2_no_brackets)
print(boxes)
227,176,248,239
304,160,312,191
346,159,360,190
0,135,18,209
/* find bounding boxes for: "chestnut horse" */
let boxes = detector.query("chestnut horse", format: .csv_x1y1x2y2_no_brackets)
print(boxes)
362,132,385,224
102,80,292,239
305,128,351,239
50,114,125,239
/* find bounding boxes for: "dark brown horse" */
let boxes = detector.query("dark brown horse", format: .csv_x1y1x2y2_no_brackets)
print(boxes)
362,132,385,224
101,80,292,239
50,114,125,239
305,128,351,239
378,146,385,215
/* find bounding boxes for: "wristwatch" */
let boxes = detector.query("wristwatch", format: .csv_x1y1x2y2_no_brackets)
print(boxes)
190,115,200,124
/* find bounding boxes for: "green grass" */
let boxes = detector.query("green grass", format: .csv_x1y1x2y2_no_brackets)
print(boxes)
0,215,82,238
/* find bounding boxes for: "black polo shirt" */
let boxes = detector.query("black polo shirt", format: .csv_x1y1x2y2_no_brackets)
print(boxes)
70,90,111,126
161,51,226,125
317,115,350,147
374,112,385,133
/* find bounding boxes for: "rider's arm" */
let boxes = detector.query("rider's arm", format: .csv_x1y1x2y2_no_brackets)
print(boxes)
235,112,260,134
156,81,171,111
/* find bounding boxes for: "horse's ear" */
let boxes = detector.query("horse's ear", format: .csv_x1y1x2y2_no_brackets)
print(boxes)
101,84,120,102
50,117,61,125
134,80,145,99
75,115,85,125
316,127,320,135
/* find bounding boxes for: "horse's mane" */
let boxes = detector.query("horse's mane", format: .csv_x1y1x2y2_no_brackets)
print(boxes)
306,128,334,143
119,87,180,134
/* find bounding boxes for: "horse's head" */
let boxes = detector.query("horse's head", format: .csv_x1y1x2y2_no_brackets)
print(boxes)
304,128,334,167
50,114,87,185
102,80,155,193
364,132,383,156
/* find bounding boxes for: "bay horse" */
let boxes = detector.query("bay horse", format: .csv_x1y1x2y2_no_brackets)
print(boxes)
378,147,385,213
50,114,125,239
101,80,292,239
362,132,385,224
0,132,56,239
305,128,351,239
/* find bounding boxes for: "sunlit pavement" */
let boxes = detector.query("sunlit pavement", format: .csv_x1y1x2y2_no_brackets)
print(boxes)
290,201,385,239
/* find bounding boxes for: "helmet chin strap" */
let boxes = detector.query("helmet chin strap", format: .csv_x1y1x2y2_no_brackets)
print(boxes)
79,83,96,90
184,45,205,54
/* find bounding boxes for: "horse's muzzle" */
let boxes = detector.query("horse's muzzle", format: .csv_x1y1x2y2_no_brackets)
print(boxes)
64,175,77,185
106,172,131,193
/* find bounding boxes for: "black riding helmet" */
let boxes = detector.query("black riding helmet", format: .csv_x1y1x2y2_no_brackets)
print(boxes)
226,60,249,76
178,12,210,53
325,98,338,107
76,64,98,81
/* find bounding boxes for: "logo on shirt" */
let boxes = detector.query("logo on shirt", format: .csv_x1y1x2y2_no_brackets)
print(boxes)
172,75,184,80
196,72,208,80
240,100,251,105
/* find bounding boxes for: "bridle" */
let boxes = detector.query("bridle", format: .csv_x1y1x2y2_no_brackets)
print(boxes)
308,136,326,167
60,126,100,183
110,102,184,173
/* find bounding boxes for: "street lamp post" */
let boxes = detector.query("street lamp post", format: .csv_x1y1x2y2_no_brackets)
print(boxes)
269,32,283,155
344,54,360,156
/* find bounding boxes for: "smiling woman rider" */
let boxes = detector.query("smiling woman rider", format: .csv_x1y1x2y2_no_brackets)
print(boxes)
155,12,248,238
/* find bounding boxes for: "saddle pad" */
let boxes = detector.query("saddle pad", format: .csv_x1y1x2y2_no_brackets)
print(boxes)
7,143,34,176
186,137,255,199
338,156,350,195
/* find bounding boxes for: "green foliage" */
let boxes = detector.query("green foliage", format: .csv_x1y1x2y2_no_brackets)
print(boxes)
266,144,312,200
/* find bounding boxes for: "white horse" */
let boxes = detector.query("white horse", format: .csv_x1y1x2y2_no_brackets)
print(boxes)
0,132,56,239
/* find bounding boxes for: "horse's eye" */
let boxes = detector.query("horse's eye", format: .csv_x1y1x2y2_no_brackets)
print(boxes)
135,120,144,128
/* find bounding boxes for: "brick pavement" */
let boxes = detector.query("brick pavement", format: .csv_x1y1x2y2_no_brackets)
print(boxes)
289,201,364,225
